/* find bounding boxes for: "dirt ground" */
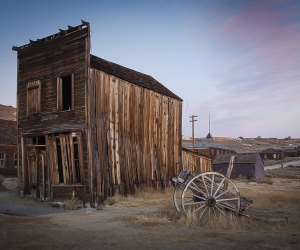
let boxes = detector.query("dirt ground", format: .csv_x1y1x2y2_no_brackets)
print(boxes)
1,169,300,250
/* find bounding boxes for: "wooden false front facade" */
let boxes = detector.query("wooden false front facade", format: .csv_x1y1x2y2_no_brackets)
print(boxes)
13,22,182,205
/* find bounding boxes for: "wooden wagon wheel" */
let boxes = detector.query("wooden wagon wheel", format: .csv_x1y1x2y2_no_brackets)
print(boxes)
181,172,240,222
173,184,184,213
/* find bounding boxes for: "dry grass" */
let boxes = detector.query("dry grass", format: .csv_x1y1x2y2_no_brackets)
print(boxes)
63,197,79,210
136,213,171,226
105,187,174,208
240,189,300,209
256,177,273,185
103,178,300,234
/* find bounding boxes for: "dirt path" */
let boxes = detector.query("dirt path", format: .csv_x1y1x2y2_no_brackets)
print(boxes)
0,190,66,216
265,160,300,170
0,177,300,250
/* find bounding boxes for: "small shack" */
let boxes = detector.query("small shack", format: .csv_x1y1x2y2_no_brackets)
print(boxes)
213,153,264,180
283,148,299,157
260,148,283,160
0,119,17,176
182,148,212,173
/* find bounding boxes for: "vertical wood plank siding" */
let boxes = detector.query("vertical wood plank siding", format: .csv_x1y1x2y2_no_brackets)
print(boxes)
182,148,212,173
17,28,90,194
88,68,182,200
15,25,182,203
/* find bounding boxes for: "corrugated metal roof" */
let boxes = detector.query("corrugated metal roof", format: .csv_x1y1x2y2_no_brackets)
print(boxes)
213,153,261,164
90,55,182,101
185,141,233,151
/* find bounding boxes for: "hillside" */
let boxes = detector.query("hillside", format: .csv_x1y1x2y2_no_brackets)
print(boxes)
0,104,16,121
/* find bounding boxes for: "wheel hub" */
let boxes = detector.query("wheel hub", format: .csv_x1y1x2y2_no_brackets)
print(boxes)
206,196,216,207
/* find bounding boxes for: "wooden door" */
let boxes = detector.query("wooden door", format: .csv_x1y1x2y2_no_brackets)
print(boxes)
27,147,47,199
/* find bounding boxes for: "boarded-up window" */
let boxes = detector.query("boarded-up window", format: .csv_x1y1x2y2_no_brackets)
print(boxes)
0,152,5,168
57,74,74,111
48,133,83,185
27,80,41,115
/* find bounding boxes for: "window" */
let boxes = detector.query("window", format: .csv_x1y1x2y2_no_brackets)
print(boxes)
14,152,18,168
57,74,74,111
54,133,82,184
27,80,41,115
0,152,5,168
273,154,277,159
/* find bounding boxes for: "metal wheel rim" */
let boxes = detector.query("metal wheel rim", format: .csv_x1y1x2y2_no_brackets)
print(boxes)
173,184,184,213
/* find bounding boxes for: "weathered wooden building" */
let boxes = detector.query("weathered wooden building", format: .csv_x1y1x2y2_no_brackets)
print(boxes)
182,148,212,173
213,153,264,180
0,119,17,176
259,148,283,161
13,22,182,205
283,148,299,157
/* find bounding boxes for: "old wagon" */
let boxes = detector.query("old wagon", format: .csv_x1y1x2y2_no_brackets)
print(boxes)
172,156,251,222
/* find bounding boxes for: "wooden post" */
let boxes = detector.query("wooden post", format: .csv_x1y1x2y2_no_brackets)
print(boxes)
189,115,197,151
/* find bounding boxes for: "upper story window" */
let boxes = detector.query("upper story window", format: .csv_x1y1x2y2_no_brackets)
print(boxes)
27,80,41,115
57,74,74,111
0,152,5,168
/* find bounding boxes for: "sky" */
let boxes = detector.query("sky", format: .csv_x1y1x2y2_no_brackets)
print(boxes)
0,0,299,138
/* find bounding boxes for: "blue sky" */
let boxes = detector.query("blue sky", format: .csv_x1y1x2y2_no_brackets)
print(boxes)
1,0,299,138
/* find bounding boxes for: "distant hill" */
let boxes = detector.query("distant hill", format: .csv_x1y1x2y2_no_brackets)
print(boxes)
0,104,16,121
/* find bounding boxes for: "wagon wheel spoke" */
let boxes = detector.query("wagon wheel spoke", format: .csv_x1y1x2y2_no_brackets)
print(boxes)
213,177,226,197
210,174,215,196
201,175,209,197
215,204,226,217
212,206,217,217
194,203,207,213
184,190,206,201
199,206,208,221
184,201,206,206
216,202,238,212
190,181,207,198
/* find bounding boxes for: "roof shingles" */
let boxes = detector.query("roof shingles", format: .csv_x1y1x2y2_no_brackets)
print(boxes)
90,55,182,101
0,119,17,145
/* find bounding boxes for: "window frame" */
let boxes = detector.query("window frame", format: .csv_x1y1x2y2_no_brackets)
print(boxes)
0,152,5,168
57,74,74,112
27,80,41,116
14,152,18,168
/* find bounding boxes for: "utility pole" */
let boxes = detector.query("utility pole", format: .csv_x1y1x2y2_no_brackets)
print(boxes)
190,115,198,151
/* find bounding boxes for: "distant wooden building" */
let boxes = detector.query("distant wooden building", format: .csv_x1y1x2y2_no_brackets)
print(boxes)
283,148,299,157
213,153,264,180
259,148,283,160
0,119,17,176
185,141,236,158
182,148,212,173
13,22,182,205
